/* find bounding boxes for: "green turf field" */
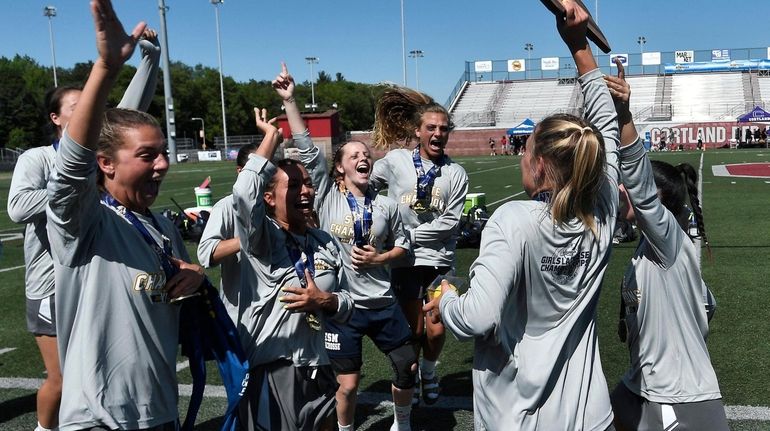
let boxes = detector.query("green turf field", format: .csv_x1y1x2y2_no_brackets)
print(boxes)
0,149,768,430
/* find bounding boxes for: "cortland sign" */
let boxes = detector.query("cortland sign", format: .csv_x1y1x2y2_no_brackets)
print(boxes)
645,122,769,147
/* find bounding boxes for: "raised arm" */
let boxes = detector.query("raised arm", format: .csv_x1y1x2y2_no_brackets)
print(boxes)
272,63,330,207
117,28,160,111
606,61,682,266
67,0,146,150
559,1,619,188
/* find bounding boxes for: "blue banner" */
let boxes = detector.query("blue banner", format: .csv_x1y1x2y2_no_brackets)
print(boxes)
665,59,770,73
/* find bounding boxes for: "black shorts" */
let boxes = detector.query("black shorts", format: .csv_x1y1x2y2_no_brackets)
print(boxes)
324,303,412,370
391,266,452,300
238,359,337,431
611,382,729,431
26,295,56,336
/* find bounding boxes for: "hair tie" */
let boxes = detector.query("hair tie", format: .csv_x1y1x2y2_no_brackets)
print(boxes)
581,126,593,134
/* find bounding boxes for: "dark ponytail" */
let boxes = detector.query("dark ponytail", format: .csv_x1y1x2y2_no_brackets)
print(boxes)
650,160,711,258
677,163,711,258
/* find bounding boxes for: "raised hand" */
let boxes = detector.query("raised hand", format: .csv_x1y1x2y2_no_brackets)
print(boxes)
90,0,146,72
138,28,160,57
604,58,631,111
272,62,296,102
254,107,280,135
557,0,590,50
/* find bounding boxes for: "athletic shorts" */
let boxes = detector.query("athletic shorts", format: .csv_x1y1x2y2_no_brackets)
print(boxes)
391,266,452,300
26,295,56,336
238,359,337,431
324,302,412,367
611,382,729,431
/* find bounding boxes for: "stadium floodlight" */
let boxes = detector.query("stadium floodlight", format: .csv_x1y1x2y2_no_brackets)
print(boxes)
637,36,647,55
305,56,319,112
43,6,58,87
524,43,534,79
191,117,206,149
210,0,228,157
409,50,424,91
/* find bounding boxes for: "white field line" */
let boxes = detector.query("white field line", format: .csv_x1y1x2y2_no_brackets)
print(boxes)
176,360,190,372
466,165,515,176
696,152,704,264
0,377,766,420
0,265,25,273
487,191,527,208
0,348,17,356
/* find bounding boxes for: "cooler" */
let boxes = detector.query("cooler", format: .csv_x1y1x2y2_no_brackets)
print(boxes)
463,193,486,215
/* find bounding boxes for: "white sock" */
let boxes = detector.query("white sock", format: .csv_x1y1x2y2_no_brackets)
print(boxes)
338,422,354,431
35,423,54,431
390,404,412,431
421,359,437,378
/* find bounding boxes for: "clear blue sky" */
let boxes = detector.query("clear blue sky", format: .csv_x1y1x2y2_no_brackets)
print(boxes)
1,1,767,104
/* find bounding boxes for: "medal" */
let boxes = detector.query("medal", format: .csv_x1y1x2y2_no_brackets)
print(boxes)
411,198,429,214
285,230,322,331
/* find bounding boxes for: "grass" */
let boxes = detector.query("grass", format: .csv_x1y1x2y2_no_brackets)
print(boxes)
0,149,769,429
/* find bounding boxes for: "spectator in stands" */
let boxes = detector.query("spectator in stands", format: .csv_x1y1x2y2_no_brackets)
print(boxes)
489,137,497,156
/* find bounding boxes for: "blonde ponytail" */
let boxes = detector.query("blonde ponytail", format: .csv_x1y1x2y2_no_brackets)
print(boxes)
532,114,606,237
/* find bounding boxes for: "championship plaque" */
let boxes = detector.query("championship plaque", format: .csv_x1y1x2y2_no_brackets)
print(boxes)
540,0,612,54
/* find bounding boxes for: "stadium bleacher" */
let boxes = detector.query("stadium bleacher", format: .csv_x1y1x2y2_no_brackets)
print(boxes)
449,49,770,128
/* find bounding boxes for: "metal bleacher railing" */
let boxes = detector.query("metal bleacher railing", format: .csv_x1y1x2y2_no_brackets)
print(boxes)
446,47,770,127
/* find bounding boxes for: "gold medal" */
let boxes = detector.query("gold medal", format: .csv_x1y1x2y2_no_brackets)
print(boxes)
411,199,428,214
306,313,322,331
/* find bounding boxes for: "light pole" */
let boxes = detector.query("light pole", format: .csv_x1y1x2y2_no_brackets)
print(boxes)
638,36,646,74
409,50,424,91
524,43,534,80
210,0,228,158
305,56,319,112
158,0,178,164
400,0,407,86
43,6,58,87
191,117,205,149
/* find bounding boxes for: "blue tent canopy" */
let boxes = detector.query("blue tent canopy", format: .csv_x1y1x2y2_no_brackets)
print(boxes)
507,118,536,135
737,106,770,122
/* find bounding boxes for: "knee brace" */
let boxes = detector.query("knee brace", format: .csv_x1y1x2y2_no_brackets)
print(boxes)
387,343,418,389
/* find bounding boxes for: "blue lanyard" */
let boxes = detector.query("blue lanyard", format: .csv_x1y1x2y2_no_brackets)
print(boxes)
101,193,177,280
342,188,372,247
284,230,315,287
412,147,446,200
533,190,552,203
52,139,60,151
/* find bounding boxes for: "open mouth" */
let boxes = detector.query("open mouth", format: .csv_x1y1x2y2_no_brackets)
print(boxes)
355,162,371,176
295,199,313,212
429,140,445,151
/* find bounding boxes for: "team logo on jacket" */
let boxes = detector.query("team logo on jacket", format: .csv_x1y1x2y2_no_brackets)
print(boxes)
133,271,169,303
539,248,591,283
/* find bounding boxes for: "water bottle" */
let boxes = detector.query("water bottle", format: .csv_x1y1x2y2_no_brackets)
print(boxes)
687,207,699,238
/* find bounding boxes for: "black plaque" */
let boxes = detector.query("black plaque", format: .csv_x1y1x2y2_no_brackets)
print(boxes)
541,0,612,54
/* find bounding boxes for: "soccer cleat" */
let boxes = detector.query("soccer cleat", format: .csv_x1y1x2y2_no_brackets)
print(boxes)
421,373,440,405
